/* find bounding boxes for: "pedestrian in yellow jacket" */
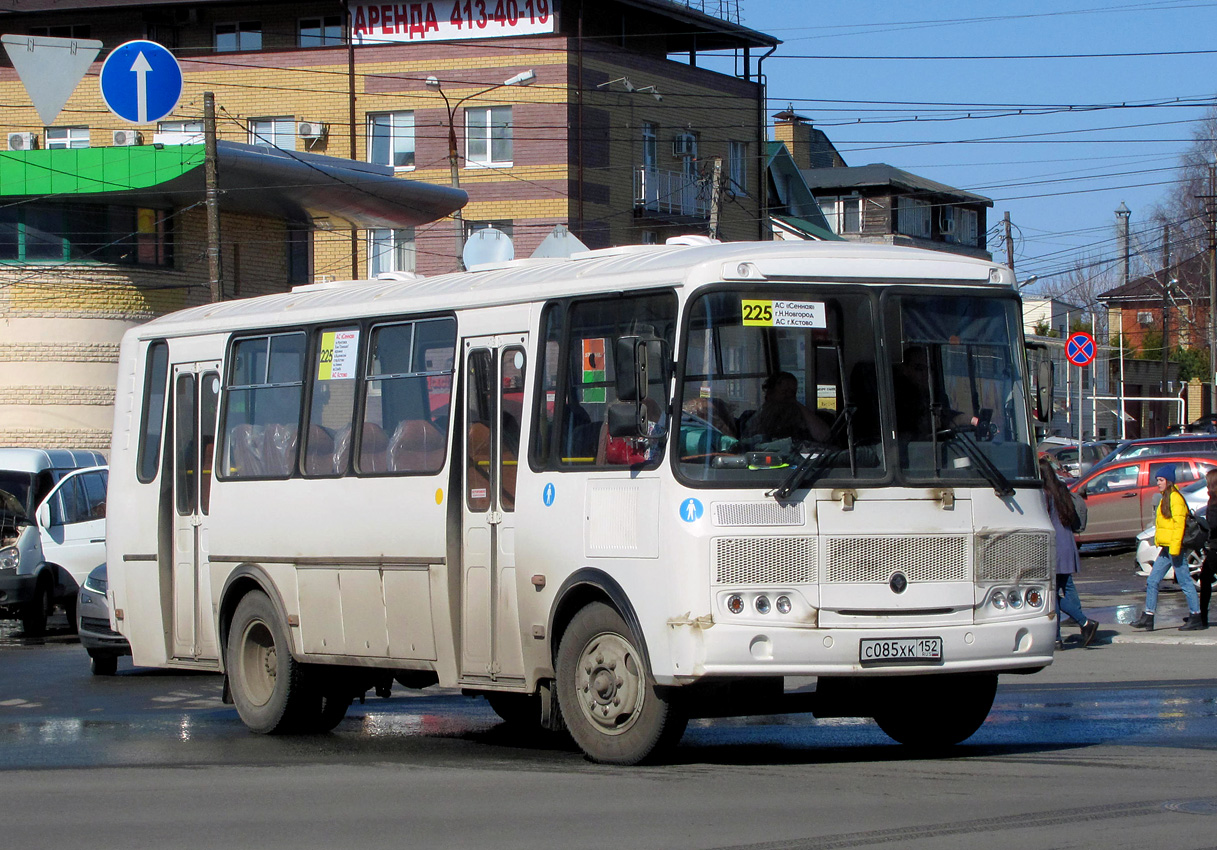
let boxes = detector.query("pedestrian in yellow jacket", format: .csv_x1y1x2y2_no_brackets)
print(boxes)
1131,464,1205,631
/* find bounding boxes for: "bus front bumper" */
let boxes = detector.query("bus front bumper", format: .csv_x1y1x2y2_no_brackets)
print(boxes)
660,617,1055,683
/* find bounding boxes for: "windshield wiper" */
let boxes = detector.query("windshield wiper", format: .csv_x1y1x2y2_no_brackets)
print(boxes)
936,426,1015,497
768,405,856,500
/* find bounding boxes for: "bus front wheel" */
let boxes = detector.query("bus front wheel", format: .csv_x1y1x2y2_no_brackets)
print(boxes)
556,602,686,765
872,672,997,750
227,590,312,734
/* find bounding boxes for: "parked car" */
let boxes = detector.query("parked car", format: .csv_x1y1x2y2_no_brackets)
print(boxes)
0,449,108,635
77,563,129,675
1070,454,1217,544
1039,440,1115,478
1087,434,1217,476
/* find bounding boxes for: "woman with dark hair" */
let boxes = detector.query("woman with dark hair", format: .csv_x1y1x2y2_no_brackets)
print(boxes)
1131,464,1205,631
1039,456,1100,648
1199,468,1217,627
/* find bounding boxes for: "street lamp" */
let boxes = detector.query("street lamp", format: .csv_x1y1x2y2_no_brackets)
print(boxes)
427,69,536,267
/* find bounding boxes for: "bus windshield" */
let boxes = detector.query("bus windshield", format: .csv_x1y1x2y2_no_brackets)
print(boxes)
675,286,1036,488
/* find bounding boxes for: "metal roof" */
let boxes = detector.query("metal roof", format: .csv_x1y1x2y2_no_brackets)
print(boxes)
800,164,993,207
0,142,467,230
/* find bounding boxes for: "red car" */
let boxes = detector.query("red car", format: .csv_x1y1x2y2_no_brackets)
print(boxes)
1070,455,1217,544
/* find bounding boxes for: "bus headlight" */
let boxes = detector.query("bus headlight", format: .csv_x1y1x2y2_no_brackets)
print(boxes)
776,595,792,615
1006,590,1023,609
1025,588,1044,608
0,545,17,572
726,594,744,615
755,595,771,615
990,589,1007,610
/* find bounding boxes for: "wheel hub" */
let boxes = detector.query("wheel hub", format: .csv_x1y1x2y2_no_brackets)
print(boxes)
575,633,644,735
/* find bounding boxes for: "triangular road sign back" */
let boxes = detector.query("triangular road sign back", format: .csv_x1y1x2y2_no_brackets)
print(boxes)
2,34,102,126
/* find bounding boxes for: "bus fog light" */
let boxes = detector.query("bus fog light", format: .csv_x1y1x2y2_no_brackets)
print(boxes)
1006,590,1023,609
755,595,771,615
1025,588,1043,608
991,590,1007,610
776,595,792,615
726,594,744,614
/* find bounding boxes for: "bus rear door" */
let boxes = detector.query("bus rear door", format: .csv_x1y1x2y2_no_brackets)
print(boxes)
460,336,528,686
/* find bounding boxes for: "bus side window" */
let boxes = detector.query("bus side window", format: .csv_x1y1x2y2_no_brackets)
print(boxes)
306,326,359,477
220,332,305,480
467,349,493,511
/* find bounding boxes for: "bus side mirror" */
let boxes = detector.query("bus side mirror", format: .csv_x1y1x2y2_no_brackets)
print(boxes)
614,336,648,402
1036,359,1054,423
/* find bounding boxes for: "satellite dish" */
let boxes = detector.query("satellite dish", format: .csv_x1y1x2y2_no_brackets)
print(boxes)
462,227,514,269
530,224,589,259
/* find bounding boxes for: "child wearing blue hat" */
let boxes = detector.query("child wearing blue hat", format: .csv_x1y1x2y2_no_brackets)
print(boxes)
1131,463,1206,631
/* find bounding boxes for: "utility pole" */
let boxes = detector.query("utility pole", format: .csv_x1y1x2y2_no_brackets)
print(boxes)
1210,163,1217,414
707,156,723,240
1161,221,1171,396
345,0,358,280
203,91,223,303
1004,211,1014,271
1116,202,1131,439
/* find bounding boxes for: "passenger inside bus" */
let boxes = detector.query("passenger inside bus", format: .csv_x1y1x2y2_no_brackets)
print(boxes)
892,346,975,440
741,371,832,445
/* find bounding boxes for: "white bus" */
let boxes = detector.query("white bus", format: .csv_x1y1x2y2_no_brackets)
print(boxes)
106,239,1056,764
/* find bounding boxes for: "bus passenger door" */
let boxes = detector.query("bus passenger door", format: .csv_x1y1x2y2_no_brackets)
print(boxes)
460,336,528,685
170,362,221,662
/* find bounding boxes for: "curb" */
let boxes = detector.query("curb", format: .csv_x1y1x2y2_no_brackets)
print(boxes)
1109,632,1217,647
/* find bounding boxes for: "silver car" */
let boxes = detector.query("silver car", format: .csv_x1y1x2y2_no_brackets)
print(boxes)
77,563,129,675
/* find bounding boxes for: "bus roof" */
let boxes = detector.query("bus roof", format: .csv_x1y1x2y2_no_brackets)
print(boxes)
130,241,1012,339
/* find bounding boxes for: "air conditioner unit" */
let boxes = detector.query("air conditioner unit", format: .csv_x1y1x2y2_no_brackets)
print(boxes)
672,134,696,157
7,132,36,151
112,129,142,146
297,121,327,140
939,207,956,235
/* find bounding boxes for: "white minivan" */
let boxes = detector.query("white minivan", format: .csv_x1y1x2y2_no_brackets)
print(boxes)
0,449,108,635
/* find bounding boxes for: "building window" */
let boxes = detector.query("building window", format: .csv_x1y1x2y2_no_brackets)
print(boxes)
249,117,295,150
957,208,979,246
215,21,262,52
30,24,91,38
465,106,512,167
287,225,311,285
368,228,416,277
642,123,657,170
367,112,414,169
0,203,172,266
45,126,89,149
728,141,748,195
820,195,862,234
896,196,931,239
299,15,343,46
159,120,204,134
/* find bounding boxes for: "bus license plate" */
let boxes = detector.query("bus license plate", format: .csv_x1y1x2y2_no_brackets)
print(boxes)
859,637,943,666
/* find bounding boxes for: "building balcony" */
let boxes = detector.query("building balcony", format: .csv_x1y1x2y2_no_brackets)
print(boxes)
634,166,709,219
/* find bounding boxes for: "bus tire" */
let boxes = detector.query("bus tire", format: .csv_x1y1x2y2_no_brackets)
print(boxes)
873,672,997,750
485,692,543,730
556,602,686,765
308,690,350,734
20,579,53,636
88,651,118,676
227,590,311,734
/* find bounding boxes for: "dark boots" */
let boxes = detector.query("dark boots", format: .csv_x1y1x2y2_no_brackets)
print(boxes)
1180,614,1207,631
1130,611,1155,630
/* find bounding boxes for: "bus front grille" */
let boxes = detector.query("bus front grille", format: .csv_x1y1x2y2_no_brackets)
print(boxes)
714,536,817,584
975,531,1052,582
823,535,969,583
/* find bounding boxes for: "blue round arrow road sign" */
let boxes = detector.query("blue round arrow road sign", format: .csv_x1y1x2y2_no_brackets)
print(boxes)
99,40,183,125
1066,331,1096,367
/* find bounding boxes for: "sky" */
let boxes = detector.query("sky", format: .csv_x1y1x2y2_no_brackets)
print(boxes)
694,0,1217,303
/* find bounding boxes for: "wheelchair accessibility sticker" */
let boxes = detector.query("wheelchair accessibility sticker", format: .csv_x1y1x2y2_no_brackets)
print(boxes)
543,482,556,507
680,498,703,523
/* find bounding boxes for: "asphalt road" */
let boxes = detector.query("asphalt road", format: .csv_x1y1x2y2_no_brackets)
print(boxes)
1,546,1215,850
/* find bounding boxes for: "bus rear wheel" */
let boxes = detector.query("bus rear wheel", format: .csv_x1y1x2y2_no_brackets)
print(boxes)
872,672,997,750
227,590,313,734
556,602,686,765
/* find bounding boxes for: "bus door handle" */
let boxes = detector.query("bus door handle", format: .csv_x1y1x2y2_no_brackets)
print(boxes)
487,510,503,525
